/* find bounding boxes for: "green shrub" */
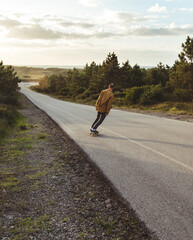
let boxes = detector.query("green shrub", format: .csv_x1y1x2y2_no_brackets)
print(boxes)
173,89,193,102
113,98,124,106
74,87,86,96
124,86,149,105
0,118,8,138
59,87,69,96
76,89,98,101
114,91,126,98
139,85,165,105
0,104,19,124
0,105,22,139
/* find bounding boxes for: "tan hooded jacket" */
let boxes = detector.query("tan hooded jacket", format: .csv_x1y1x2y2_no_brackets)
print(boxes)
95,89,114,115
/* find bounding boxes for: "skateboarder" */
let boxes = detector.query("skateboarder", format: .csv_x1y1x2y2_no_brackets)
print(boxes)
90,83,114,134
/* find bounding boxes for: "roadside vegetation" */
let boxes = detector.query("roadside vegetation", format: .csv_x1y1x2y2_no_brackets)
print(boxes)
33,36,193,115
0,61,20,139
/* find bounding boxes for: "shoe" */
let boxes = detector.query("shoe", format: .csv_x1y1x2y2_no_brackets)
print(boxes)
93,129,99,134
90,128,98,133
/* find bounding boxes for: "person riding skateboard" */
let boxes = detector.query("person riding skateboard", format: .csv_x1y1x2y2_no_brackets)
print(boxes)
90,83,114,133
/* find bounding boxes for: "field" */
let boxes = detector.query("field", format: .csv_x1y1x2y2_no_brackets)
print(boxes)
14,66,71,82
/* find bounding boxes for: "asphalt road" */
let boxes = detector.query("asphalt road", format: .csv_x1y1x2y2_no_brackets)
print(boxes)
20,83,193,240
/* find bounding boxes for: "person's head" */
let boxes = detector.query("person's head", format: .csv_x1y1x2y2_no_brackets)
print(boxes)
108,83,114,91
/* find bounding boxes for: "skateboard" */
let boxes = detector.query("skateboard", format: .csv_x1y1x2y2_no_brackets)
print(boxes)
89,131,99,137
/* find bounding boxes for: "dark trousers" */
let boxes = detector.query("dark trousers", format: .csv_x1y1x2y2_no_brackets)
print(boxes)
91,112,106,130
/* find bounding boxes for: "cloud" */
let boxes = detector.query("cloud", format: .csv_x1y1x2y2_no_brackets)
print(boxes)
148,3,168,13
0,17,22,28
126,25,193,37
6,22,114,40
179,8,193,12
8,25,64,40
60,21,95,29
31,16,96,29
0,14,96,40
78,0,100,7
116,12,147,23
1,12,193,42
103,10,149,25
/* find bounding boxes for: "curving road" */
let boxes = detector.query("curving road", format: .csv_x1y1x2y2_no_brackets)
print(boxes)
20,83,193,240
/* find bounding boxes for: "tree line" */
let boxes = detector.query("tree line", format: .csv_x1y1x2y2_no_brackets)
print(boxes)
35,36,193,107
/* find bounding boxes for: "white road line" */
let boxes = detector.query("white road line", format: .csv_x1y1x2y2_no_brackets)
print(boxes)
24,90,193,173
101,128,193,172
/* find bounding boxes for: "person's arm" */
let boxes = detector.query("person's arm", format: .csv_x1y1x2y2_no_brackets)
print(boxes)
106,96,114,116
96,91,103,107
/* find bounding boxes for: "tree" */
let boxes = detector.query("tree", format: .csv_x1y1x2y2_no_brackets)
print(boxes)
169,36,193,101
146,62,169,87
0,61,20,105
38,76,49,91
99,52,121,89
120,60,132,89
89,63,101,93
179,36,193,63
129,64,145,88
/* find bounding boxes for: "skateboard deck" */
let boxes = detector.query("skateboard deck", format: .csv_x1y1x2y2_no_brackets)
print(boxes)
89,132,99,137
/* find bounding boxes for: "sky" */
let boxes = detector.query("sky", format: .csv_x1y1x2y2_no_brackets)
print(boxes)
0,0,193,67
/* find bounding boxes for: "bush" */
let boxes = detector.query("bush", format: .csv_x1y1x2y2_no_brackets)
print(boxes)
0,118,8,138
59,87,69,96
76,88,99,101
0,104,19,124
173,89,193,102
74,87,86,96
76,89,90,100
139,85,164,105
113,98,124,106
0,104,14,119
114,91,126,98
124,86,149,105
0,105,20,139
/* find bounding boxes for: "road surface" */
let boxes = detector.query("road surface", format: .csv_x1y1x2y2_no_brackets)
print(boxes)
20,83,193,240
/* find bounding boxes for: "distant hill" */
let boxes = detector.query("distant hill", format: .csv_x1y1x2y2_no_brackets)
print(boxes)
13,66,73,82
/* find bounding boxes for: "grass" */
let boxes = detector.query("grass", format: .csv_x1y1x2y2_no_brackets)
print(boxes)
37,132,49,140
127,217,135,227
62,218,68,223
0,170,21,191
26,170,48,180
0,115,50,195
0,109,26,141
0,116,55,239
79,232,88,239
94,217,117,235
114,101,193,116
10,215,52,239
0,176,20,189
0,135,34,163
14,66,70,82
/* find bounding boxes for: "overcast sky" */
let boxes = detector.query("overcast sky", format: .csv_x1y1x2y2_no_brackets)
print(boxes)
0,0,193,66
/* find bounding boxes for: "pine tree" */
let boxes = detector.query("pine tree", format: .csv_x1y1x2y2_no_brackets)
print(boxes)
0,61,20,105
169,36,193,101
99,52,121,89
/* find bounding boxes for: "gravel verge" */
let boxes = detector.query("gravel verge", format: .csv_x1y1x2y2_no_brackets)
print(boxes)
0,94,157,240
